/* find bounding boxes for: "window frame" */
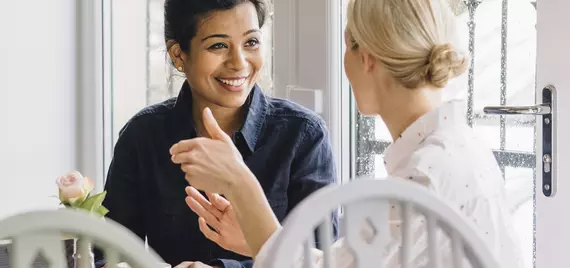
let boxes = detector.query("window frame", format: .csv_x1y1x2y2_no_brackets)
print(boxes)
273,0,349,183
77,0,114,192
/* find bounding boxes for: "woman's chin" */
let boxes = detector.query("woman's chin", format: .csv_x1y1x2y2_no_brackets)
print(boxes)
214,95,251,109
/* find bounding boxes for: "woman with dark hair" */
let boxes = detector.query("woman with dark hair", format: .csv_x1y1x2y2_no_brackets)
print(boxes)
96,0,338,267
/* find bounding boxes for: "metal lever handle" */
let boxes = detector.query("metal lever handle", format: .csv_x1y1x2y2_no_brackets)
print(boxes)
483,104,551,115
482,85,556,197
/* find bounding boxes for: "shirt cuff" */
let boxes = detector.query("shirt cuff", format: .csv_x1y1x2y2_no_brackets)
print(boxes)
252,226,283,268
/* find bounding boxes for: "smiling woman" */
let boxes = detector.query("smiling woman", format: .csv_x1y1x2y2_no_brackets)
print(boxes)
111,0,275,147
99,0,338,267
165,0,266,134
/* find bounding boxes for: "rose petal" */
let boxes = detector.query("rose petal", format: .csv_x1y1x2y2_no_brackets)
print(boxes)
59,187,84,200
83,177,95,193
56,171,84,187
56,171,88,202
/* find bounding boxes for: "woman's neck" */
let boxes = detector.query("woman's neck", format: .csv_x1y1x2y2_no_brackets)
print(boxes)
191,93,245,137
378,87,441,141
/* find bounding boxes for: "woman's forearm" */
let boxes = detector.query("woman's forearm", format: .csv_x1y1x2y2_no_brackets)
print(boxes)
226,168,281,258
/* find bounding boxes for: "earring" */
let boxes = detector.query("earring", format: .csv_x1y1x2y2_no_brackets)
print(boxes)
177,66,183,72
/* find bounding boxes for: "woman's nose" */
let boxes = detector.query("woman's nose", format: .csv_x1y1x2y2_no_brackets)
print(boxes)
226,48,248,71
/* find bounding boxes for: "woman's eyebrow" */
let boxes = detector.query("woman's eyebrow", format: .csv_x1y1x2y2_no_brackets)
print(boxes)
201,29,260,42
202,34,229,41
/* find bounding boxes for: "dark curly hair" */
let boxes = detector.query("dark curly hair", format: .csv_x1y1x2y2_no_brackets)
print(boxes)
164,0,267,51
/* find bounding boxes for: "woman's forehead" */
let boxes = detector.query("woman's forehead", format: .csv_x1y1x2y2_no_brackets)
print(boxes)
195,3,259,37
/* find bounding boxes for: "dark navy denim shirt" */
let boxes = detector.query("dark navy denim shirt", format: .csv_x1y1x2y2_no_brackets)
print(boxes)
95,82,339,268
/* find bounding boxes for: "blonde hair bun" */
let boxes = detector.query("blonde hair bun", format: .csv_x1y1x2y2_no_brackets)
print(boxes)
426,43,468,88
347,0,468,89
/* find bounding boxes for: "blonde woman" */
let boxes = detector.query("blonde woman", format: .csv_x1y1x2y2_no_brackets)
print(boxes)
169,0,523,267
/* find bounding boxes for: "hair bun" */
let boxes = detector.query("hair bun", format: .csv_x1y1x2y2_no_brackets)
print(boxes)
426,43,467,88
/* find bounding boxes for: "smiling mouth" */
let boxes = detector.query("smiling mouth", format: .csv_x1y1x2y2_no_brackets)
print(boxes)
216,77,247,87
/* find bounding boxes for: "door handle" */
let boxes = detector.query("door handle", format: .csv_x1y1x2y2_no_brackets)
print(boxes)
483,85,556,197
483,104,551,115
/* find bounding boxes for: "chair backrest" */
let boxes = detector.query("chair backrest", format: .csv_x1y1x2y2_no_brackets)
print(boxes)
264,178,502,268
0,210,164,268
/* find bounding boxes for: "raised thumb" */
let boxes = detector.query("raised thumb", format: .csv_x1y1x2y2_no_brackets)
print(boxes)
203,107,232,143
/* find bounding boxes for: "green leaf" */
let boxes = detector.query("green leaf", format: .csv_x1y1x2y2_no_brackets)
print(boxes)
79,191,107,213
95,206,109,217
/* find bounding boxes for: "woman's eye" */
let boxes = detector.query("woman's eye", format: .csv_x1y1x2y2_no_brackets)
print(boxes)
246,39,260,47
209,43,228,50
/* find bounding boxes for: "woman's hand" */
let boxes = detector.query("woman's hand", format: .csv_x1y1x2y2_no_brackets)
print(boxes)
170,108,251,195
171,107,280,258
185,186,251,257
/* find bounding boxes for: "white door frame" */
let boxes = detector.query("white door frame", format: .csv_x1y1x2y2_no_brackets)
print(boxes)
535,0,570,266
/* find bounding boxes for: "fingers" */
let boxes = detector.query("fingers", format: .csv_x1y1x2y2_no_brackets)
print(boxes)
169,137,210,156
198,217,222,244
185,196,222,230
174,262,194,268
171,150,197,165
185,187,223,219
206,192,231,212
202,107,232,143
189,262,210,268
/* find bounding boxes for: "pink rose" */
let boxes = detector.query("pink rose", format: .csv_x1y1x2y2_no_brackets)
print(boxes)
56,171,95,204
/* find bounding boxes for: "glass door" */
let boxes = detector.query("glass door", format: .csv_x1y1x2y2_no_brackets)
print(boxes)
478,0,570,266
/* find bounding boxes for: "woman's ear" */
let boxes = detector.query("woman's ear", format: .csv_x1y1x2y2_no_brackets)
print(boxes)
359,48,376,73
167,40,185,72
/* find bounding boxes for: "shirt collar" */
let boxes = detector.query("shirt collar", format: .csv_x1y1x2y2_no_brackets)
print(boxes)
383,99,466,174
174,81,267,152
239,84,267,152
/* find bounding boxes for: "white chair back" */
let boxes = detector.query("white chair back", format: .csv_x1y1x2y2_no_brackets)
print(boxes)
264,178,502,268
0,210,164,268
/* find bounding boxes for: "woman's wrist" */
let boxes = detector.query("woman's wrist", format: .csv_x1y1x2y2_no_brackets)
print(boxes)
223,159,253,189
225,165,264,207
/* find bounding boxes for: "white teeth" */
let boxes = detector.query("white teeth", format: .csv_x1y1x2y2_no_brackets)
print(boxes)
219,78,246,87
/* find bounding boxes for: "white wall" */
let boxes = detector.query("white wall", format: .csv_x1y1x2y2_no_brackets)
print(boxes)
0,0,77,219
